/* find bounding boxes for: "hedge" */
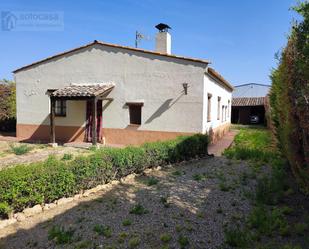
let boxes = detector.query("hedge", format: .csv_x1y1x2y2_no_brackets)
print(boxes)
269,2,309,194
0,134,208,217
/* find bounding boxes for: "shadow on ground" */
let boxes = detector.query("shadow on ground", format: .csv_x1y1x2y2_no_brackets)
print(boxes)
0,157,264,249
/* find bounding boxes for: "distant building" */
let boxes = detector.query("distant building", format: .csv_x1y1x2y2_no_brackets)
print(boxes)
231,83,270,125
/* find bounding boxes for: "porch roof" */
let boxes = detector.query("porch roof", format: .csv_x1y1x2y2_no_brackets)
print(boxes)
232,97,265,107
50,83,115,99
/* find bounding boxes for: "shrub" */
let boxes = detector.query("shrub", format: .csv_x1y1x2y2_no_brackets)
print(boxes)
0,202,12,219
0,80,16,132
0,134,208,214
10,144,31,155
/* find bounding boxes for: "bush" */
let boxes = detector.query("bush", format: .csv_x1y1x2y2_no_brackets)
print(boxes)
0,202,12,219
0,134,208,214
0,80,16,132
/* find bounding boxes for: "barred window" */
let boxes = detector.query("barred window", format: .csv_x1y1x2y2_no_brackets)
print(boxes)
55,100,66,117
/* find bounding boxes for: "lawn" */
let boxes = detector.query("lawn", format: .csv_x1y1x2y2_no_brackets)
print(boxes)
223,126,309,249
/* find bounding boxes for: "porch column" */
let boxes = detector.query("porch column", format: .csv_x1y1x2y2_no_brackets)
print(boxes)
50,97,56,144
92,97,97,145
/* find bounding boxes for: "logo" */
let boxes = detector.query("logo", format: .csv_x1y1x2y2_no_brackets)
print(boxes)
1,11,64,31
1,11,17,31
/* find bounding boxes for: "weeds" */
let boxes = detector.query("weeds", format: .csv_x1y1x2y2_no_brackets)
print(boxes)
118,232,128,243
62,153,73,160
48,226,75,244
160,233,172,243
294,223,307,236
178,235,189,248
10,144,31,155
128,236,140,248
122,219,132,226
224,226,251,248
146,176,159,186
160,196,170,208
93,224,112,238
129,203,148,215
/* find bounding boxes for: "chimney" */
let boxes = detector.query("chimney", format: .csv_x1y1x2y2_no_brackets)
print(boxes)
155,23,171,54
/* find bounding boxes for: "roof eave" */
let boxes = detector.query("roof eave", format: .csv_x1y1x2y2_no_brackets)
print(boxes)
13,40,210,74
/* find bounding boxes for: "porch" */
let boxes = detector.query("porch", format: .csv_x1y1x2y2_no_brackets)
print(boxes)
49,83,114,146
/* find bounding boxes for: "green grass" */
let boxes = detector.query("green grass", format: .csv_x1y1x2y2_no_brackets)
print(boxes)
223,128,278,163
146,176,159,186
122,219,132,226
178,235,189,248
48,226,75,244
10,144,32,155
129,203,148,215
128,236,140,248
93,224,112,237
224,226,252,248
62,153,73,161
160,233,172,243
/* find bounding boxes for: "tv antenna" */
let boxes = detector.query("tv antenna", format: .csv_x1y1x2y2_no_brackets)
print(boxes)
135,31,151,48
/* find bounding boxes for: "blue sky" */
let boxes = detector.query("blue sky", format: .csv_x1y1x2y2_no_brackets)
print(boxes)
0,0,301,85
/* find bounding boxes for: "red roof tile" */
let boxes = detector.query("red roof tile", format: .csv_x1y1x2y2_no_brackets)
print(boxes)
232,97,265,106
51,83,114,98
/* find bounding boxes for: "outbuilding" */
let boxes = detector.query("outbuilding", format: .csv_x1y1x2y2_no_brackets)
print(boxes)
231,83,270,125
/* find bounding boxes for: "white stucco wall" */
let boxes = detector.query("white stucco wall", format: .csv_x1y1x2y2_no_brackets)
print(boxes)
202,74,232,134
15,44,207,133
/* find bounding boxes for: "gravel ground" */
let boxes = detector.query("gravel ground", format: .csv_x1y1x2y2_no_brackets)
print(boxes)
0,156,264,249
0,142,89,169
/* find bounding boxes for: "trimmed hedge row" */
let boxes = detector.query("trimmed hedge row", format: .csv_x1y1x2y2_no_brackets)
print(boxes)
270,2,309,194
0,134,208,217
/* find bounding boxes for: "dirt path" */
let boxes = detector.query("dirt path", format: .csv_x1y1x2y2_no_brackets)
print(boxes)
0,157,262,249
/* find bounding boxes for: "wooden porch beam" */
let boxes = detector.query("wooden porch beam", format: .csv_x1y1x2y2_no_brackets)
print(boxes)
92,97,97,146
50,97,56,144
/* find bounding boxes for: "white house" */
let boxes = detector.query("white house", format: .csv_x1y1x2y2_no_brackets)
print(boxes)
13,24,233,145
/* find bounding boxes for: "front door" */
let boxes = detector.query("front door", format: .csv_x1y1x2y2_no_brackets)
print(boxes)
85,100,102,142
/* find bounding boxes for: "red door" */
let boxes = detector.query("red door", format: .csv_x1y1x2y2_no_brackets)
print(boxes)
85,100,102,142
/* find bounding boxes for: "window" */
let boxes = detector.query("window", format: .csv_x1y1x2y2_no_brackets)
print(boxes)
222,105,224,122
217,97,221,120
127,103,143,125
207,93,212,122
225,106,227,121
55,100,66,116
228,100,230,118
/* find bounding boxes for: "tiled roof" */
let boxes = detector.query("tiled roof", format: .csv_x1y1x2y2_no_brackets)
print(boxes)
232,97,265,106
207,68,234,92
13,40,210,73
51,83,115,98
